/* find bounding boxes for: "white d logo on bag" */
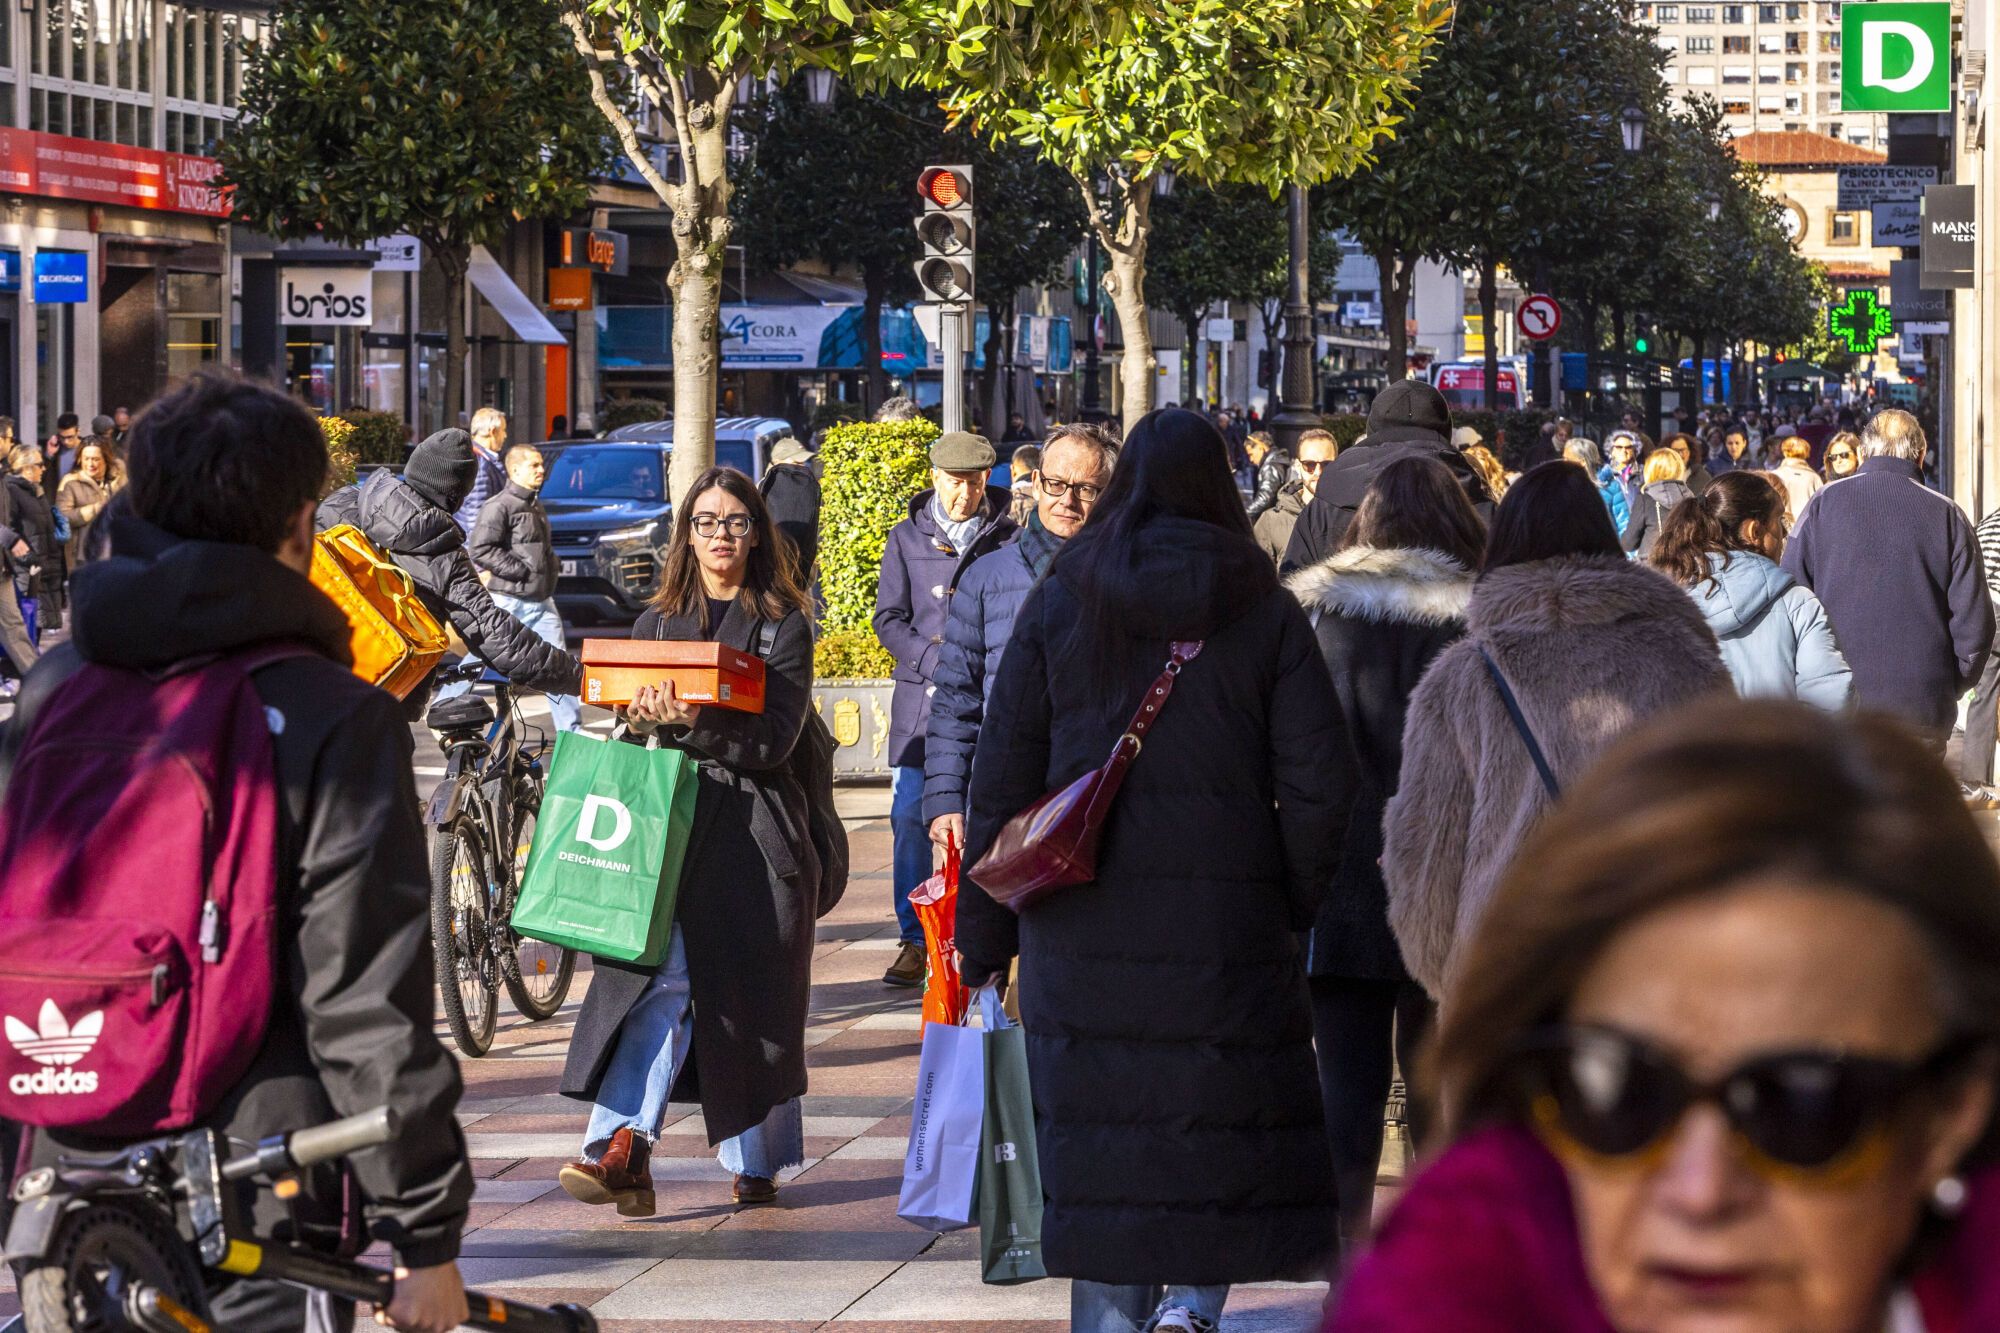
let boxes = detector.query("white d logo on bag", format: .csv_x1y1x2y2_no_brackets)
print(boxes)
576,795,634,852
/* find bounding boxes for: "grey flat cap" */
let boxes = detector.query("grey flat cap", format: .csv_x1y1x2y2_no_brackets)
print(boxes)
930,431,995,471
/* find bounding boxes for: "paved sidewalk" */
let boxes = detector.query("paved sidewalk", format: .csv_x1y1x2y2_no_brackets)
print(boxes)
431,813,1330,1332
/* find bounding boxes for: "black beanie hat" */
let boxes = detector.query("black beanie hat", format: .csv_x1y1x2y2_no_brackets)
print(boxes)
1365,379,1452,446
404,428,478,512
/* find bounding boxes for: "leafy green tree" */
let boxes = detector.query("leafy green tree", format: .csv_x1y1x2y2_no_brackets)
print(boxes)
223,0,609,422
733,84,938,410
949,0,1447,431
1147,184,1287,404
559,0,1134,504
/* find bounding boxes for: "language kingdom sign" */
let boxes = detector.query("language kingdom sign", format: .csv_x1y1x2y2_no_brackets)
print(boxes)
1841,2,1952,113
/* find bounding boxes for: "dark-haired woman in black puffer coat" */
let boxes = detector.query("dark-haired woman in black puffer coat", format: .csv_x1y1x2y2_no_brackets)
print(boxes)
960,408,1354,1333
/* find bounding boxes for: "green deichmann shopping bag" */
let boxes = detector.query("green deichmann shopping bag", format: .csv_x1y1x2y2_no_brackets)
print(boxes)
976,988,1047,1284
512,730,698,965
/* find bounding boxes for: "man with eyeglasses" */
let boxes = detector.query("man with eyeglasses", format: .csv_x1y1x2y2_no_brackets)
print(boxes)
873,431,1018,987
924,423,1120,862
1255,428,1336,566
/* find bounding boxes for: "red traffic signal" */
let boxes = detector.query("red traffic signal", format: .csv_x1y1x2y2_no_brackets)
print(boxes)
919,166,971,210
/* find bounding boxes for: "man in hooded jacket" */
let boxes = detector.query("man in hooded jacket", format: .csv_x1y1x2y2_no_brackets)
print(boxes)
318,429,582,710
1281,380,1491,575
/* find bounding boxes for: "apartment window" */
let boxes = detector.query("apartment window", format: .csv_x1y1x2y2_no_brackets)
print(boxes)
1722,63,1753,82
1759,94,1783,110
1828,211,1859,245
1786,2,1803,16
1657,4,1680,17
1784,31,1805,53
1723,98,1753,114
1820,31,1840,51
1688,6,1717,19
1783,93,1802,112
1786,61,1805,81
1759,4,1779,20
1687,64,1718,83
1757,34,1781,52
1688,35,1715,52
1722,4,1746,21
1724,34,1751,51
1826,121,1842,137
1784,120,1803,130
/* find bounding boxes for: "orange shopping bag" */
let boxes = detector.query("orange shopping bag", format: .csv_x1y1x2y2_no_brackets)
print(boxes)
910,837,969,1031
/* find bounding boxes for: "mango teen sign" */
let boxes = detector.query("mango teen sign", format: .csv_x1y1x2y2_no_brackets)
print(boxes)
1841,3,1951,113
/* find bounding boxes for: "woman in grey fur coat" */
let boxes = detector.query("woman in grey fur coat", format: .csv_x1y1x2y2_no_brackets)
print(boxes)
1287,456,1484,1251
1384,463,1732,1001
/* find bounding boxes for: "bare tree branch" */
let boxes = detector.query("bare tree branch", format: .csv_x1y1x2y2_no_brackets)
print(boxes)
557,5,679,209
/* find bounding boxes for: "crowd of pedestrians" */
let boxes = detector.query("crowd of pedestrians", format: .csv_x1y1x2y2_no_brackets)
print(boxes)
5,369,2000,1333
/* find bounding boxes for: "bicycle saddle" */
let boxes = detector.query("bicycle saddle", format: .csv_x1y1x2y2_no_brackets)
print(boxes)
426,694,495,732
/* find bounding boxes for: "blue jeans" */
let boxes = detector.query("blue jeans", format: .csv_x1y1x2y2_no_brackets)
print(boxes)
1070,1282,1229,1333
889,764,931,945
492,592,581,732
581,927,805,1178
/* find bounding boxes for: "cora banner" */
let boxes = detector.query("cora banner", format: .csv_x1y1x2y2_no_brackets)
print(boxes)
0,128,229,218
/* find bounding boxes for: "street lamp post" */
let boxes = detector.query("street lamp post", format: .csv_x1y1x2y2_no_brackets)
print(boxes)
1268,183,1319,454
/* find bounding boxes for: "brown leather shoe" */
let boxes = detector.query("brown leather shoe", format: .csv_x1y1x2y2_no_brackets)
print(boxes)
559,1126,656,1217
883,940,925,988
732,1173,778,1206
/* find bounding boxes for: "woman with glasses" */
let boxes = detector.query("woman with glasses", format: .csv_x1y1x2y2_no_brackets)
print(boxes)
1329,702,2000,1332
560,466,820,1216
1824,430,1862,483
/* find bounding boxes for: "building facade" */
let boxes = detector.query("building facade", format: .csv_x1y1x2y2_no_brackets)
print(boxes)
1635,0,1888,148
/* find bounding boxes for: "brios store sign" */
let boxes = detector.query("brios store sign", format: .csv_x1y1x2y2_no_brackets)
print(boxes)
280,266,372,326
1841,2,1951,113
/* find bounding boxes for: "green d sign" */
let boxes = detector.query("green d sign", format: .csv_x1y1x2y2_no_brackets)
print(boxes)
1842,3,1952,112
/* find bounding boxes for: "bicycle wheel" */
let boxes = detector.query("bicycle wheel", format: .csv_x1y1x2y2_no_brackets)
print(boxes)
430,813,498,1057
19,1201,208,1333
499,793,576,1021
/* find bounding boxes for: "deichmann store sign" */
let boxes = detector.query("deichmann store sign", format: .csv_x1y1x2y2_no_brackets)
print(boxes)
279,266,372,326
1920,184,1976,289
1841,3,1952,113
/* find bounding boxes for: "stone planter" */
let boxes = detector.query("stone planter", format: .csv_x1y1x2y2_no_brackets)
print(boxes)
812,679,895,780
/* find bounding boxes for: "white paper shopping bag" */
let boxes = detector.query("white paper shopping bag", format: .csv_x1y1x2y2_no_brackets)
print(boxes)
897,1011,986,1231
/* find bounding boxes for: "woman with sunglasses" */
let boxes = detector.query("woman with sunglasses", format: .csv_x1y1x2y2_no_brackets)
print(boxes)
1329,702,2000,1333
1824,431,1862,483
560,466,819,1216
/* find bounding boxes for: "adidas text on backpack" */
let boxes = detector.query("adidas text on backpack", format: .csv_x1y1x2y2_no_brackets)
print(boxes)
0,644,305,1135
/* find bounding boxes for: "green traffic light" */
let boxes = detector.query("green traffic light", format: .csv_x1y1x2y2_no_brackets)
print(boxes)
1634,337,1649,353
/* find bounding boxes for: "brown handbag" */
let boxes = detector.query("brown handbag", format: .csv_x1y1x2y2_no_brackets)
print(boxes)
968,640,1204,914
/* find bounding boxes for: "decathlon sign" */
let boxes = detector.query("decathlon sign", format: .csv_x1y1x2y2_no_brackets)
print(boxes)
280,266,372,326
1841,3,1951,112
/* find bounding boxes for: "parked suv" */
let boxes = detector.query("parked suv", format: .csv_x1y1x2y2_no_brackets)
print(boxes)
543,416,794,625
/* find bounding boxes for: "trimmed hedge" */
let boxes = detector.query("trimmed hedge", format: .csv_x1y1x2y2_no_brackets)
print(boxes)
321,416,358,495
600,398,667,433
814,416,938,681
1323,413,1368,449
345,409,409,465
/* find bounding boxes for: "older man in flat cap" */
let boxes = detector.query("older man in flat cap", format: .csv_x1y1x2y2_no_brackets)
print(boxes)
872,430,1017,987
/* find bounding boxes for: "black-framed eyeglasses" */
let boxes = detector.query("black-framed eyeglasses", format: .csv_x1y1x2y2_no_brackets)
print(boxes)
1514,1024,1987,1180
1036,474,1102,504
690,514,755,538
1296,458,1328,473
1828,450,1856,462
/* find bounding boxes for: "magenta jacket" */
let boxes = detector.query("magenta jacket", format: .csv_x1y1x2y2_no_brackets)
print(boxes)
1326,1126,2000,1333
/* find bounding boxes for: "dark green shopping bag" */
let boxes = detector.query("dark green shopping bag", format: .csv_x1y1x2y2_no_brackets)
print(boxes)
977,990,1047,1284
512,730,698,965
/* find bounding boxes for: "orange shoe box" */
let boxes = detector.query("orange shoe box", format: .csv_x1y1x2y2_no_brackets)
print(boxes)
581,639,767,712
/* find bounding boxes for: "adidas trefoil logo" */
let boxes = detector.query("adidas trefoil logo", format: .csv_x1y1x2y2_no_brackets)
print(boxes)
5,999,103,1095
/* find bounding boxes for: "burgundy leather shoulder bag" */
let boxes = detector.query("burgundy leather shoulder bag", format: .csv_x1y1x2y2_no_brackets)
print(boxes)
968,640,1204,914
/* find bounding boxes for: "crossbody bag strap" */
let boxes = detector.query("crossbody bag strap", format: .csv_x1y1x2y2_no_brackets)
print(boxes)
1080,639,1205,829
1478,647,1560,799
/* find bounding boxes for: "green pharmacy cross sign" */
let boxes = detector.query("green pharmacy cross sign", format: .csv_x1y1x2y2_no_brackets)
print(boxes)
1829,289,1893,355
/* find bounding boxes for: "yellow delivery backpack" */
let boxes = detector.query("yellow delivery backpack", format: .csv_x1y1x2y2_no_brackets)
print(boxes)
309,523,450,698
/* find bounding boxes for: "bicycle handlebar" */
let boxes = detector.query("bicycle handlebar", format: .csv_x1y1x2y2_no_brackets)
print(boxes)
221,1106,396,1182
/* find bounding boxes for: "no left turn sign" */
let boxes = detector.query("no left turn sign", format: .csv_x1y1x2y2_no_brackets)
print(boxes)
1517,295,1561,341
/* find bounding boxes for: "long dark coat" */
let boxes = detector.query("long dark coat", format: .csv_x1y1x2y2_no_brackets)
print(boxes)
559,598,820,1146
958,516,1353,1286
1286,545,1472,981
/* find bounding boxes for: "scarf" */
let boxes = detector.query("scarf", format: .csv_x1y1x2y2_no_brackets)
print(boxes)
930,491,985,554
1018,508,1063,579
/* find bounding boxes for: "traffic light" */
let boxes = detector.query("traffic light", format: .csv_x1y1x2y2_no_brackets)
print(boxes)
914,164,974,303
1634,336,1649,354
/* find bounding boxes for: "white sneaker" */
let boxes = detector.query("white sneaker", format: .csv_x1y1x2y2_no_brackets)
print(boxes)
1148,1309,1217,1333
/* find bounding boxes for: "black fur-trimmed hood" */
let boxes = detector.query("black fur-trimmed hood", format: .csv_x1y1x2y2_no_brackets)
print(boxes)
1286,545,1474,627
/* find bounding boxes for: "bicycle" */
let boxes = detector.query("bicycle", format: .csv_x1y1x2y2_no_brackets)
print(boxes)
2,1106,596,1332
424,663,576,1057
